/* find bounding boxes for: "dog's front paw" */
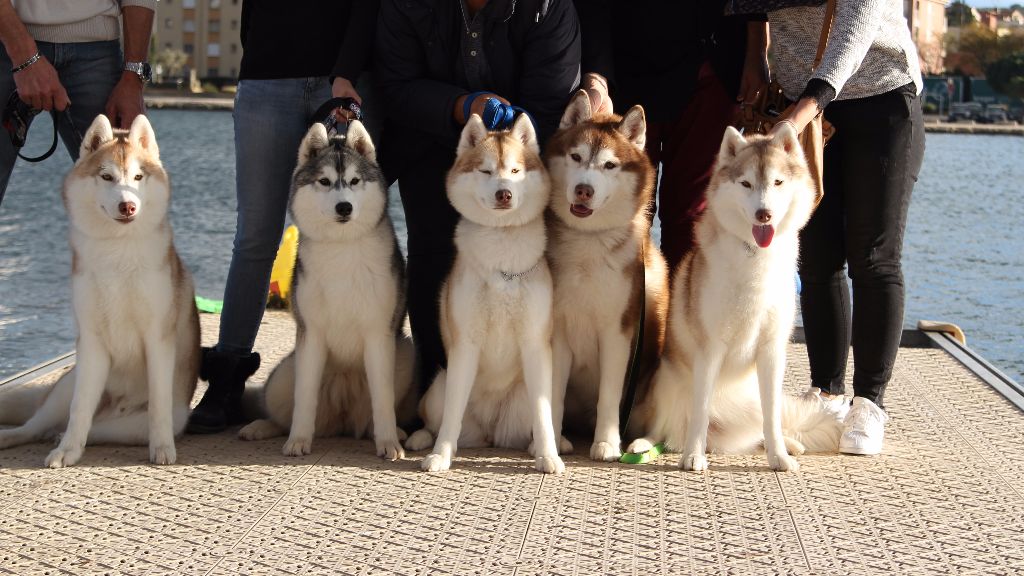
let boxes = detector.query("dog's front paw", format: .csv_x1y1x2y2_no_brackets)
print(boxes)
767,452,800,472
626,438,654,454
150,443,176,465
421,453,451,472
534,455,565,474
680,453,708,472
590,441,622,462
558,436,574,455
376,436,405,461
45,445,83,468
282,436,313,457
404,429,434,452
239,419,283,441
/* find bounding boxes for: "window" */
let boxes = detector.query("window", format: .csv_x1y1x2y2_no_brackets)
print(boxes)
164,18,173,29
183,44,194,54
183,0,195,8
210,0,221,7
231,19,238,30
183,20,196,32
208,68,219,77
230,43,238,54
208,43,220,57
209,20,220,32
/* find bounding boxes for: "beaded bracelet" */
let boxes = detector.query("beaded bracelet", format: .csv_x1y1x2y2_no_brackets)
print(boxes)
11,52,41,74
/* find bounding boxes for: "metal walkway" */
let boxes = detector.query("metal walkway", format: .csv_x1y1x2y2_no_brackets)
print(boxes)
1,311,1023,575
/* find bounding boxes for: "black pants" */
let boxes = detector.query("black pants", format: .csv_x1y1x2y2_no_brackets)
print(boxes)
388,135,459,392
799,84,924,409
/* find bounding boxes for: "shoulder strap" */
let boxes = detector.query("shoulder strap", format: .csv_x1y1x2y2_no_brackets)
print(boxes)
812,0,836,71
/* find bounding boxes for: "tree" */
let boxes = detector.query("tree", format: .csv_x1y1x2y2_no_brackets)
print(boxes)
947,1,976,27
153,48,188,79
945,25,1024,76
986,52,1024,98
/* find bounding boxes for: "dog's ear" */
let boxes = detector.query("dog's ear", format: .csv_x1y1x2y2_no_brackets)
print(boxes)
345,120,376,163
457,114,488,155
127,114,159,158
770,121,800,154
510,114,539,154
298,123,330,164
616,105,647,150
719,126,747,160
80,114,115,157
559,90,592,130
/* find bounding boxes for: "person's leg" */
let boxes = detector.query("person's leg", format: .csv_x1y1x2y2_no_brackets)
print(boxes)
840,86,924,409
396,141,459,393
0,44,44,206
50,40,121,159
798,117,851,398
190,77,332,432
655,61,738,272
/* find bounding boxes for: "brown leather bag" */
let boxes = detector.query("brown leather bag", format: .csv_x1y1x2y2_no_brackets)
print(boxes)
733,0,836,207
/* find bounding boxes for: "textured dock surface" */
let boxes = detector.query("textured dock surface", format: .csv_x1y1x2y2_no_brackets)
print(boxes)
1,311,1023,575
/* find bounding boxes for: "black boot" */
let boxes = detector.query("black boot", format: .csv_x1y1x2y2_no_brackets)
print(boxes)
187,347,260,434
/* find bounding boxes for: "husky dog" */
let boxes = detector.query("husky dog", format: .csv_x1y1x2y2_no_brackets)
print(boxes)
238,121,415,460
545,91,669,461
404,115,564,474
627,125,841,472
0,115,200,467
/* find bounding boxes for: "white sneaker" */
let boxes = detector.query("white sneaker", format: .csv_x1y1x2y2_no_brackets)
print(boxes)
801,387,850,421
839,397,889,455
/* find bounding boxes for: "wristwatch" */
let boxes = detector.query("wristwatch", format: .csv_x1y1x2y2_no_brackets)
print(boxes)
124,61,152,84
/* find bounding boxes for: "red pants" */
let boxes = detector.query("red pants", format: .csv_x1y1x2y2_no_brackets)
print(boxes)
646,62,738,272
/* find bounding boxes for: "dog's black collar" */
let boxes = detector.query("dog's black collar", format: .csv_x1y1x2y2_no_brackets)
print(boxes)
500,260,539,281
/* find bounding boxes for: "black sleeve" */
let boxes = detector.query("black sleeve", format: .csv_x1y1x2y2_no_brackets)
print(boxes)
517,0,582,145
240,0,250,48
375,0,468,142
574,0,614,86
331,0,381,84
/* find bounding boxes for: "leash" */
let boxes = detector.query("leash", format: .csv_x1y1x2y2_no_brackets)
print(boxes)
2,91,80,163
462,91,538,133
618,242,647,436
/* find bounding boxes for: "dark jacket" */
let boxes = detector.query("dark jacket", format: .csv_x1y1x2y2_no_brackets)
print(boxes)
239,0,379,82
575,0,753,123
375,0,581,156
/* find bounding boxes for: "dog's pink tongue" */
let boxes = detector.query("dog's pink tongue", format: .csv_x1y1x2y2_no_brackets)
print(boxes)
752,224,775,248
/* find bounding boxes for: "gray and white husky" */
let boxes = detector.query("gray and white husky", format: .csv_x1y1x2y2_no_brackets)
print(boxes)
0,115,200,467
627,125,841,472
238,121,416,461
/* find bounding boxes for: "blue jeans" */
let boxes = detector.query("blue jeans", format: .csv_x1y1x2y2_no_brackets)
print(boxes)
216,77,333,355
0,40,122,207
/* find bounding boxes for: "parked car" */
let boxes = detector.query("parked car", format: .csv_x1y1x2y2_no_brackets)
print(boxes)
948,102,983,122
977,105,1010,124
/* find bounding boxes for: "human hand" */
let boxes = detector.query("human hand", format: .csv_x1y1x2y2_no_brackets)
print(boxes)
737,52,769,105
331,76,362,121
774,97,820,135
582,72,613,114
454,92,510,124
104,73,145,129
13,56,70,112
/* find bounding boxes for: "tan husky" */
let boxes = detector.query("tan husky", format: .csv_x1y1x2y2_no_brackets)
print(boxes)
0,115,200,467
545,91,669,461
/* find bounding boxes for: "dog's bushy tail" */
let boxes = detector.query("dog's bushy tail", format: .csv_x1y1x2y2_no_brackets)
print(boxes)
781,393,844,453
0,379,55,426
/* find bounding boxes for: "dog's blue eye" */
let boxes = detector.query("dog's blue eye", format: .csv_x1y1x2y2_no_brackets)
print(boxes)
604,161,617,170
318,177,331,186
101,174,113,182
741,180,752,188
570,153,581,162
350,177,360,186
479,169,492,175
774,179,783,186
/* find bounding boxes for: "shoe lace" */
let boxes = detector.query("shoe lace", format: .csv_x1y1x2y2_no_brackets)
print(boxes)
847,404,883,433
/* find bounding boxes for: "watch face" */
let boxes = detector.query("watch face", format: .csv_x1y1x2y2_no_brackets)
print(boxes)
141,62,152,82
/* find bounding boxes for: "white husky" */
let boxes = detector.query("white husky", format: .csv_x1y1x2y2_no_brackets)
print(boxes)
627,125,841,472
404,115,564,474
238,121,416,460
0,115,200,467
545,91,669,461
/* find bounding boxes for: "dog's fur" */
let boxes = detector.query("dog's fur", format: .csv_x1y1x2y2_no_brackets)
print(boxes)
238,121,416,460
0,115,199,467
626,125,839,472
545,91,669,461
404,115,564,474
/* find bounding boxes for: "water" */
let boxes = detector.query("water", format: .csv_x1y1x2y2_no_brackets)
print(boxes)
0,110,1021,383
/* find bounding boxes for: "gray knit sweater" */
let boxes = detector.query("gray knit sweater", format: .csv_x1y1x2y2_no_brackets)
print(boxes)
769,0,922,104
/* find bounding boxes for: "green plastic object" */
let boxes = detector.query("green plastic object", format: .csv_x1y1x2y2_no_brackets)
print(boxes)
195,295,223,314
619,442,665,465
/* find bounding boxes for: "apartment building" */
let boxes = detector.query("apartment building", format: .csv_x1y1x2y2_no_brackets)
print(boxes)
154,0,243,79
905,0,950,74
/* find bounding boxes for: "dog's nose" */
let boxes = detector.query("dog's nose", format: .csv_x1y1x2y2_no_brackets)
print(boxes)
756,209,772,223
574,184,594,201
118,201,137,217
335,202,353,216
495,189,512,204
